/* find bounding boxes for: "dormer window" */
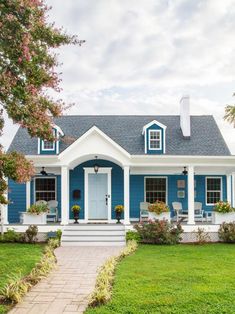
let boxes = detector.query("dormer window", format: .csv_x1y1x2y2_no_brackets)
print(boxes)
142,120,167,154
149,130,162,150
42,139,55,151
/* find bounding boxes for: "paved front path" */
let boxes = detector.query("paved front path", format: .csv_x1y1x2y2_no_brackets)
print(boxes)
10,246,123,314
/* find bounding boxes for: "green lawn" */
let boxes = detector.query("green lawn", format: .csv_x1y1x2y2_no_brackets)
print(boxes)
0,243,44,314
86,244,235,314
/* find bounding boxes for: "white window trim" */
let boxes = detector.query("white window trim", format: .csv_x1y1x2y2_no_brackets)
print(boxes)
41,129,56,152
144,176,168,205
205,176,222,206
148,129,162,151
34,176,57,203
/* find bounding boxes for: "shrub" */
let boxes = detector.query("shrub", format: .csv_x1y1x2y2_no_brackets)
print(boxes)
134,220,183,245
148,201,169,215
25,225,38,243
56,229,62,241
89,240,137,307
218,222,235,243
195,228,211,245
27,203,48,215
0,229,20,243
126,230,141,242
214,201,235,213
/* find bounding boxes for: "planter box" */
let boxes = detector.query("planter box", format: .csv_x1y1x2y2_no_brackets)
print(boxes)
148,212,171,221
212,212,235,224
22,212,47,225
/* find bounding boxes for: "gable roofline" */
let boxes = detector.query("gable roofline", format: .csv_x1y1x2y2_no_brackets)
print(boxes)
58,125,131,160
142,119,167,135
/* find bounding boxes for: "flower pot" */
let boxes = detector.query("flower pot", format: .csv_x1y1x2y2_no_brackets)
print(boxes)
73,211,79,224
22,212,47,225
212,212,235,224
148,212,171,221
115,211,122,224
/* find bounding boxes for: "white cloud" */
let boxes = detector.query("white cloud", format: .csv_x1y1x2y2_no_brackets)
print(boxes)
1,0,235,153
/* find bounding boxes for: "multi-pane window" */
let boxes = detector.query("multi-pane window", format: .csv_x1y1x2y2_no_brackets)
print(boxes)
149,130,161,150
42,140,54,150
35,178,56,202
206,177,222,205
145,177,167,204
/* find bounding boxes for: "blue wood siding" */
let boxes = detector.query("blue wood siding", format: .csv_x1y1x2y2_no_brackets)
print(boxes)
146,124,165,154
130,174,227,219
8,180,26,223
69,159,124,219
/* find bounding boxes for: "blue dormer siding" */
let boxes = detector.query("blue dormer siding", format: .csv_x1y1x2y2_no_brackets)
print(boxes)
145,124,165,154
38,129,58,155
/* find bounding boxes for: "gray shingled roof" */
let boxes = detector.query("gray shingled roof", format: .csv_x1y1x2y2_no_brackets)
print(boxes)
8,115,231,156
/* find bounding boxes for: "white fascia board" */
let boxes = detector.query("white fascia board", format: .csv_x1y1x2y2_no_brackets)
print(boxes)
142,120,167,135
58,125,130,159
52,123,64,136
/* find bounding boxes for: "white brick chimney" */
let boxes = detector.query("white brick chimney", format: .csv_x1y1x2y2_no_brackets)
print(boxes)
180,95,191,138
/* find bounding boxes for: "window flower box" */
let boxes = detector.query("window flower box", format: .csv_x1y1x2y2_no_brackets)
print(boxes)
148,201,170,221
148,211,171,221
212,201,235,224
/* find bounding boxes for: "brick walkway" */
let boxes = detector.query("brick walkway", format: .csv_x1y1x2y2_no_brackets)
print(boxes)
10,246,123,314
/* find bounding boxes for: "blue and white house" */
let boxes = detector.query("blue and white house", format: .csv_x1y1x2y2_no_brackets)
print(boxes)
2,96,235,243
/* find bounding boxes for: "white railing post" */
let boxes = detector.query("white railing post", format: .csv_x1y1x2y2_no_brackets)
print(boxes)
187,165,195,225
61,166,69,225
124,166,130,225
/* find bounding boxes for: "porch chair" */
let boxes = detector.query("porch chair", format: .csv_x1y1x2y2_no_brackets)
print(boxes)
140,202,150,221
194,202,204,222
47,200,58,223
35,200,47,205
172,202,188,222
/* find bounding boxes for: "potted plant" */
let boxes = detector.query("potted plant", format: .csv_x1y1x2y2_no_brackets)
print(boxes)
114,205,124,224
148,201,171,221
212,201,235,224
22,203,49,224
71,205,81,224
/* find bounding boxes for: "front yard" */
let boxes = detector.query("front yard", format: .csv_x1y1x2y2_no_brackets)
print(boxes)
0,243,44,314
86,244,235,314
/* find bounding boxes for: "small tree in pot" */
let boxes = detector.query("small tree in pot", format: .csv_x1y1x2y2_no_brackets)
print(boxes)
71,205,81,224
114,205,124,224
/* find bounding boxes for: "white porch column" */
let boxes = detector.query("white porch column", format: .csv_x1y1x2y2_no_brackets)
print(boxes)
61,166,69,225
3,177,9,224
187,165,195,225
227,174,232,204
232,173,235,208
124,166,130,225
26,181,31,209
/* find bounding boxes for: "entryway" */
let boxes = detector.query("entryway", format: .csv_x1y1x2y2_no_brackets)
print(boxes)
84,167,112,222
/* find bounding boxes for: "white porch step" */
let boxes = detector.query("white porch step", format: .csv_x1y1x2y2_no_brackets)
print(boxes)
61,223,126,247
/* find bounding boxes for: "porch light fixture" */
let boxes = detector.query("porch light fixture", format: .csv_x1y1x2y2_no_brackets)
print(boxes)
94,156,99,174
40,167,48,176
182,166,188,176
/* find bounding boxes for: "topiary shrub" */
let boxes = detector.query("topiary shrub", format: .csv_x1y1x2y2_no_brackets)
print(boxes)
134,220,183,245
25,225,38,243
218,222,235,243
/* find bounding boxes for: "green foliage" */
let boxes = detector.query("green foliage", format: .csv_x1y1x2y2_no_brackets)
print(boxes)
56,229,62,241
218,222,235,243
214,201,235,213
27,203,48,215
25,225,38,243
195,228,211,245
88,240,138,308
126,230,141,242
0,229,20,243
85,244,235,314
134,220,183,245
47,238,60,250
224,104,235,127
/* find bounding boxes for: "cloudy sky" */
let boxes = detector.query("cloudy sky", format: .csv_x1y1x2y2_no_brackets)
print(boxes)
2,0,235,152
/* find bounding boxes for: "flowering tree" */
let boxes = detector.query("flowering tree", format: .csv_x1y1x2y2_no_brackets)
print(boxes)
0,0,84,204
224,103,235,127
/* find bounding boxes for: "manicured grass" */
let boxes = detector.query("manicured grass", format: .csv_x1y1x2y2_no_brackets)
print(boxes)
0,243,44,314
86,244,235,314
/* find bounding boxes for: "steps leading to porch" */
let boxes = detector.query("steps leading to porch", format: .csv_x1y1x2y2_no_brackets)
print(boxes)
61,224,126,246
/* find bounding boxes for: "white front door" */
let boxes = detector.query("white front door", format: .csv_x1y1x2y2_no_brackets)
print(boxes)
88,173,108,219
84,167,112,222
